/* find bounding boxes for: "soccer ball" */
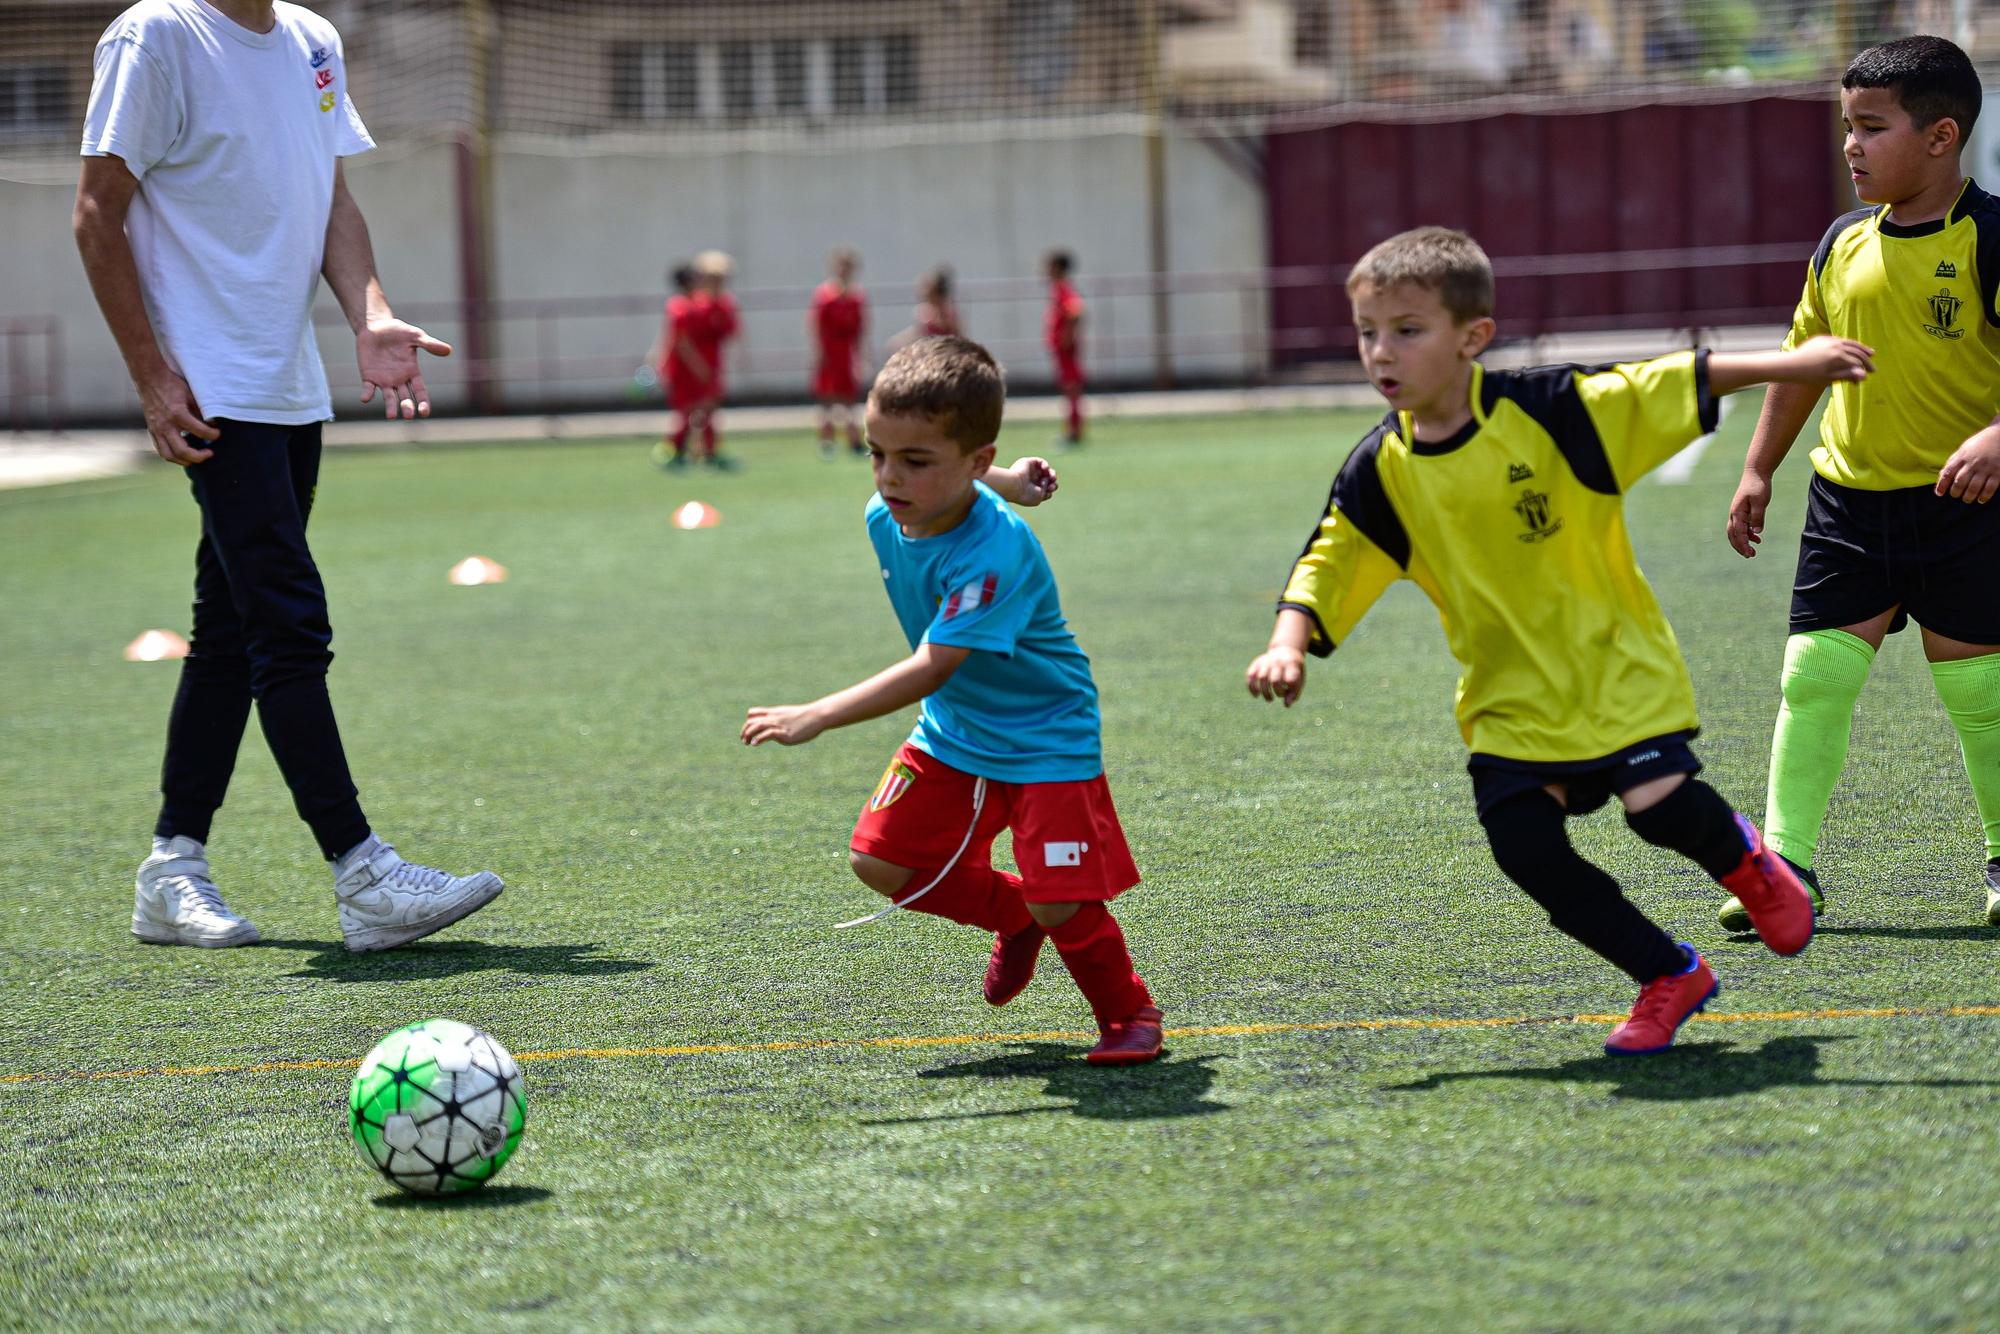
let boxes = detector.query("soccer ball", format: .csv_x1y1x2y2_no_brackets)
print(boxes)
348,1019,526,1195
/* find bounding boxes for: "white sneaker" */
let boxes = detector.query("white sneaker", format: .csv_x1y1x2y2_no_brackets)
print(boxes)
132,836,261,947
334,834,503,953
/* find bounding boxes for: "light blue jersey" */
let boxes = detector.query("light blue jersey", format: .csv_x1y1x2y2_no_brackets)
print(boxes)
866,483,1102,782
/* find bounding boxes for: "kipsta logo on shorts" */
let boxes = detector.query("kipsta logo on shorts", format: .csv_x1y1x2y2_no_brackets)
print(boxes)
1512,489,1562,542
1044,841,1089,867
1924,287,1965,340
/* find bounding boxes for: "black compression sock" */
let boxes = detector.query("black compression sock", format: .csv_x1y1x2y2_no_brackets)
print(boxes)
1624,779,1745,881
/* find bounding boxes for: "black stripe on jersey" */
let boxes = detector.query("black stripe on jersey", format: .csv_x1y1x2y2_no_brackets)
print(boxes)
1478,365,1621,496
1811,206,1877,278
1290,413,1411,570
1693,346,1718,435
1276,600,1331,655
1956,179,2000,328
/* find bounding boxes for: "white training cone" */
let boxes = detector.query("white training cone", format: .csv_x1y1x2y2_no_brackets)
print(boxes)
123,629,190,662
672,501,722,530
448,556,508,586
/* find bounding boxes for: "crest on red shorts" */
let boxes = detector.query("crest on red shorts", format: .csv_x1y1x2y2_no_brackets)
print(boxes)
869,759,917,811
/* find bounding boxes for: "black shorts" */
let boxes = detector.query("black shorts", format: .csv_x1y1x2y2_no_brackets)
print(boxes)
1468,733,1702,820
1791,473,2000,644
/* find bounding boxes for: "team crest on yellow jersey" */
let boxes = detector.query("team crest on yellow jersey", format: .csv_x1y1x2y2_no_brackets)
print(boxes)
869,759,917,811
1925,287,1965,340
1513,489,1562,542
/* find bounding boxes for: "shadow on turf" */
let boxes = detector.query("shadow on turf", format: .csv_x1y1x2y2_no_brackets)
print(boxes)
861,1045,1230,1124
1803,924,1997,942
262,939,653,981
1386,1034,2000,1102
372,1184,552,1210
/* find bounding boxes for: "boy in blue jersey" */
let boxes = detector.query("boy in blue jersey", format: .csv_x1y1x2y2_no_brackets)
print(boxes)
743,336,1162,1065
1248,227,1869,1054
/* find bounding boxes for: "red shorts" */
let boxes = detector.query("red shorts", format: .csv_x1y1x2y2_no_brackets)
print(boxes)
850,744,1139,903
1052,351,1084,390
813,356,860,403
667,374,718,414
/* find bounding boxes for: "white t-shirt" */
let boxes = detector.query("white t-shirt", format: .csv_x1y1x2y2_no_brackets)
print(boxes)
81,0,374,425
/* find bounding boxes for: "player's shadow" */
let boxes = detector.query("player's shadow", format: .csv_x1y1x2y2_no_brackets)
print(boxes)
1386,1034,2000,1102
1803,924,1998,942
371,1184,552,1210
264,939,653,982
863,1043,1230,1124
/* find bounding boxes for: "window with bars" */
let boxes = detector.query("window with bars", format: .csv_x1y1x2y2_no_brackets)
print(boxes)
0,65,68,141
610,35,916,122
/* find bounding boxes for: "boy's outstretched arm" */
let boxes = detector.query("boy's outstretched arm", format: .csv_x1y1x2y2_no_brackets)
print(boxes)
1709,337,1873,559
981,456,1059,506
742,643,972,746
1246,608,1316,708
1938,416,2000,505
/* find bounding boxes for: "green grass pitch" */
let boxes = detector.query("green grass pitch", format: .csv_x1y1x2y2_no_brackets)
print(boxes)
3,403,1998,1328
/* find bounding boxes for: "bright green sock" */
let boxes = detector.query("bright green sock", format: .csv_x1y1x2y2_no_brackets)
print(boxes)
1929,653,2000,863
1766,629,1876,868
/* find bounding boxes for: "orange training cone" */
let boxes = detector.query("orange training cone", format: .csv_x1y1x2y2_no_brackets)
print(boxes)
448,556,508,586
124,629,190,662
672,501,722,530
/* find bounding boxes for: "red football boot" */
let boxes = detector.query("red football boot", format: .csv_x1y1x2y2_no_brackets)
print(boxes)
983,924,1046,1006
1085,1005,1164,1065
1604,948,1717,1056
1718,815,1815,957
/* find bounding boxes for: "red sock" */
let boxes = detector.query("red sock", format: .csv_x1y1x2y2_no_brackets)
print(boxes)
701,420,718,456
1046,902,1150,1026
818,419,834,444
1065,391,1083,440
903,865,1033,935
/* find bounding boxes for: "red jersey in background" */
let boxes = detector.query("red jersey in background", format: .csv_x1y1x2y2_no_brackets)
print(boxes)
683,292,738,409
659,293,713,412
1045,279,1084,387
916,300,961,337
811,281,868,401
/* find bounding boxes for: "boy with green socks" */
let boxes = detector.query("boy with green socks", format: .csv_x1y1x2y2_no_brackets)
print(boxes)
1725,35,2000,927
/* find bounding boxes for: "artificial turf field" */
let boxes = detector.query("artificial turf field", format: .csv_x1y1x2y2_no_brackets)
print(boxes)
3,402,1998,1330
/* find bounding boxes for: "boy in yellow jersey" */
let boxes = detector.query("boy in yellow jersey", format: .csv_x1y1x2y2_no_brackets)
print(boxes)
1725,36,2000,929
1248,227,1869,1054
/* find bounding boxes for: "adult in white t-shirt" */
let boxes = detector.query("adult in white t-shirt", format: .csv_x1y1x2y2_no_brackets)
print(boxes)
74,0,505,953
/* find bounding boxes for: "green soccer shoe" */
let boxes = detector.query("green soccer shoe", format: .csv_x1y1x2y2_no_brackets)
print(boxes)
1720,855,1823,934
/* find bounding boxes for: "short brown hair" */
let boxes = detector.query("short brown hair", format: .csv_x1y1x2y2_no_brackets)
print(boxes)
869,336,1005,451
1346,226,1493,323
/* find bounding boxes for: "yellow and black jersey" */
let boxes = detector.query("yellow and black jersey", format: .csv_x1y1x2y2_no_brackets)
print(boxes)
1281,351,1716,764
1786,177,2000,490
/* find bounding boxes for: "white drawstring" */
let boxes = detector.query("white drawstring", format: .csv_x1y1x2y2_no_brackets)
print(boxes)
835,776,988,929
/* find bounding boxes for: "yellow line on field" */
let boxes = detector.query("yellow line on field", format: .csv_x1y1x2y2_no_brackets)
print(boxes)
5,1004,2000,1087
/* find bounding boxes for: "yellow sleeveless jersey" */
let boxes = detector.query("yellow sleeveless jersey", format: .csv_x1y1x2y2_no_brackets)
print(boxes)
1785,177,2000,490
1281,352,1715,763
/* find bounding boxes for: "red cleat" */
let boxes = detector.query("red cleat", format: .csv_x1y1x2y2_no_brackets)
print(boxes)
983,924,1045,1006
1718,815,1816,956
1086,1005,1164,1065
1605,948,1717,1056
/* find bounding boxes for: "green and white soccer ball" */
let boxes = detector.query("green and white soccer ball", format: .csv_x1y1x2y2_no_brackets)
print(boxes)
348,1020,526,1195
